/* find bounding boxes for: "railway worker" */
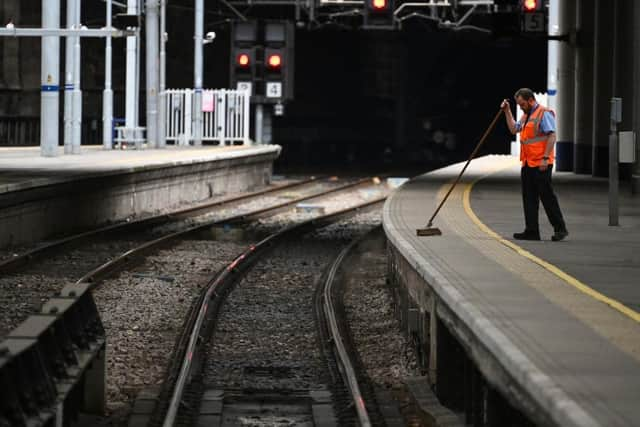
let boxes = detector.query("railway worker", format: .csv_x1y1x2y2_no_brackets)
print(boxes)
500,88,568,242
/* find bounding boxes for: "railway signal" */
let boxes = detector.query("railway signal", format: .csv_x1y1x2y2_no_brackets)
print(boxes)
263,21,294,102
230,21,258,95
364,0,395,29
521,0,542,12
520,0,546,33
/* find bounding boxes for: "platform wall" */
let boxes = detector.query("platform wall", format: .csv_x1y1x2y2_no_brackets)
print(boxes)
0,149,279,248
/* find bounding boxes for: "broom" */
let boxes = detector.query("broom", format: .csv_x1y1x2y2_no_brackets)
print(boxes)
416,108,504,236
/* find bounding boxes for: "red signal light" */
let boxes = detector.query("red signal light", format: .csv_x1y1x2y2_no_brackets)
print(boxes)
523,0,537,11
237,53,250,67
372,0,387,10
267,54,282,69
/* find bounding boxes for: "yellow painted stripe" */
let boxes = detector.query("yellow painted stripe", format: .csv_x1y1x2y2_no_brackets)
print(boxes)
463,178,640,323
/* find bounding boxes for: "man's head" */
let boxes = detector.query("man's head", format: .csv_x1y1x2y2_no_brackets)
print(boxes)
514,88,537,114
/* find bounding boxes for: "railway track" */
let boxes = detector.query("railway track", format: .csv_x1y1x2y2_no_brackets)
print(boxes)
0,176,379,341
0,176,389,427
151,199,388,427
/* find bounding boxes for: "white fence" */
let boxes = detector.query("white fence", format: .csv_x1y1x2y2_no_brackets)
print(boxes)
164,89,251,145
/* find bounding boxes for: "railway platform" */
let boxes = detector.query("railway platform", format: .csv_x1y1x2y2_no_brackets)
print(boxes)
0,145,280,248
383,155,640,427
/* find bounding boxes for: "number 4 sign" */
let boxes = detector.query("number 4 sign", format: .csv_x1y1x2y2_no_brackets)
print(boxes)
266,82,282,98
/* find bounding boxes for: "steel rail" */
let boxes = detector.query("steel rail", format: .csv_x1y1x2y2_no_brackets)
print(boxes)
322,239,372,427
0,176,320,274
226,176,376,223
161,196,386,427
74,177,378,286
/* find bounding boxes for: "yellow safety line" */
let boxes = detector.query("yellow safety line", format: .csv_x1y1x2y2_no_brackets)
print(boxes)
462,177,640,324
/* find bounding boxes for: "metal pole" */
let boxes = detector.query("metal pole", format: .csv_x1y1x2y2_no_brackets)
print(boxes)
609,0,620,225
592,0,614,177
158,0,167,148
255,104,263,144
71,0,82,154
64,0,75,154
193,0,204,146
103,0,114,149
126,0,138,130
573,0,595,174
40,0,60,157
0,28,126,37
146,0,160,148
135,23,141,129
633,1,640,193
609,98,621,226
547,0,558,113
554,0,575,171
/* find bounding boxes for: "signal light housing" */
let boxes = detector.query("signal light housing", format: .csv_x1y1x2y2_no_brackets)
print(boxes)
237,53,250,68
522,0,540,12
372,0,388,11
267,54,282,69
364,0,394,28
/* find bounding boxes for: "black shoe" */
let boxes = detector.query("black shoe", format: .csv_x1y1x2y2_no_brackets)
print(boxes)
513,231,541,241
552,230,569,241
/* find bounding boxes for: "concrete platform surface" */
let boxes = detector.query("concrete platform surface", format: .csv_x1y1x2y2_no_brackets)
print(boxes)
383,155,640,427
0,145,281,193
0,145,281,247
471,167,640,313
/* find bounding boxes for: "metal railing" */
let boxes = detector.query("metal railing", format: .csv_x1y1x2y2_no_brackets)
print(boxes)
114,126,147,149
164,89,251,145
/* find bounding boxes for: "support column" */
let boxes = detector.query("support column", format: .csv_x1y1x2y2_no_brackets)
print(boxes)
592,0,614,177
158,0,166,148
1,0,21,89
263,107,272,145
63,0,75,154
615,0,635,184
146,0,159,148
103,0,113,150
633,0,640,193
546,0,558,113
193,0,204,146
125,0,138,130
71,0,82,154
255,104,263,144
573,0,595,174
552,0,575,171
40,0,60,157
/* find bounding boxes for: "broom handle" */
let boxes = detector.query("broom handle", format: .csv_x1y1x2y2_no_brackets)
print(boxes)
426,108,504,227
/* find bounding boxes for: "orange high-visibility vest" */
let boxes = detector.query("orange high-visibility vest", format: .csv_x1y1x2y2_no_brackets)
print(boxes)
519,104,555,167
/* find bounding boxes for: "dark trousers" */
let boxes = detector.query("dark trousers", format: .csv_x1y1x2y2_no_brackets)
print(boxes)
521,165,567,233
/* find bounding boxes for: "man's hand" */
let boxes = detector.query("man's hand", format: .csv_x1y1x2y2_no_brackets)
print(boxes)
500,99,510,112
539,159,549,171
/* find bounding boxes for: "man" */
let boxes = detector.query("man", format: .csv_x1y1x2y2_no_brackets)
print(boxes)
501,88,568,241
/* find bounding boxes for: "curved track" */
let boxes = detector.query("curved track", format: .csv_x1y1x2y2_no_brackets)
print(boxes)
155,198,386,427
0,176,377,341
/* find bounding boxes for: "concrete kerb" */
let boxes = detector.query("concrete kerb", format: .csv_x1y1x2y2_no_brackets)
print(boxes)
382,184,600,427
0,145,282,195
0,146,281,248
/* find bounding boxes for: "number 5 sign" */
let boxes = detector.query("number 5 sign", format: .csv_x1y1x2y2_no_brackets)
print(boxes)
522,12,546,33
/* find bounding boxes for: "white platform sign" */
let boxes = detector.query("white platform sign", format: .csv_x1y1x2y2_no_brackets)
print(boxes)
236,81,253,95
266,82,282,99
202,92,214,112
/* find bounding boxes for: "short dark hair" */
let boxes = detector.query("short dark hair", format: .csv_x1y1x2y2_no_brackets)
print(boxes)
514,88,535,101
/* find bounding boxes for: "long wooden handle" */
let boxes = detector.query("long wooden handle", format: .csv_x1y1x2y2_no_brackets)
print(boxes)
426,108,504,227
